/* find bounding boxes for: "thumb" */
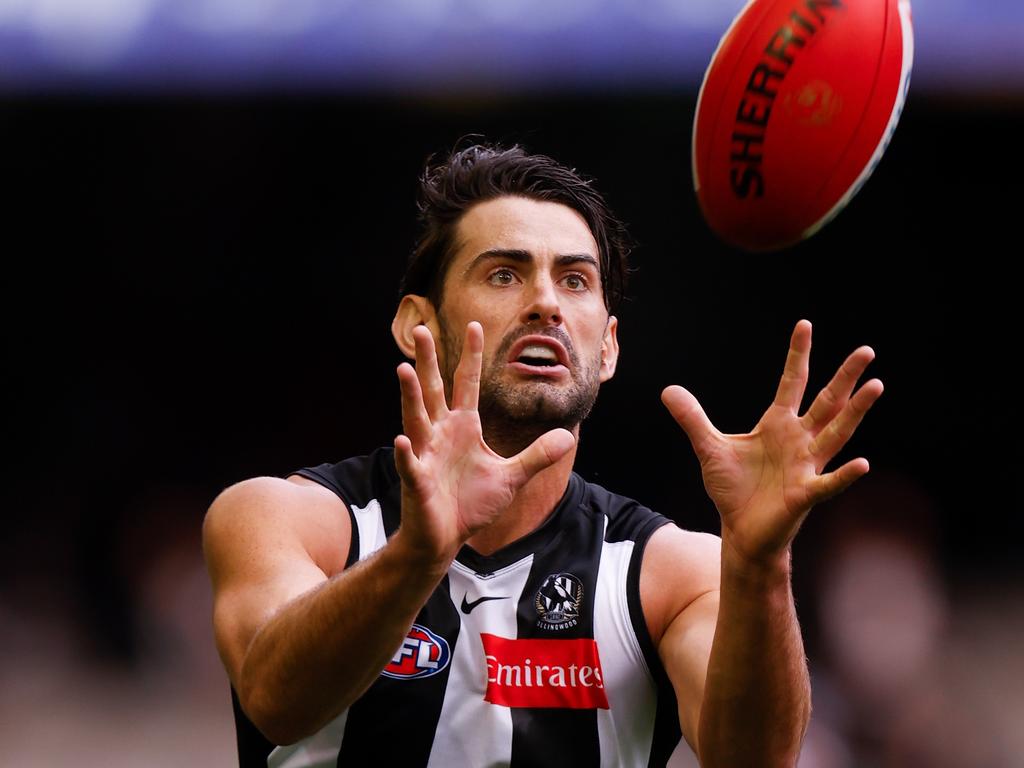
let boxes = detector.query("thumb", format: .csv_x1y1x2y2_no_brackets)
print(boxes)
661,385,719,460
393,434,421,488
508,428,576,487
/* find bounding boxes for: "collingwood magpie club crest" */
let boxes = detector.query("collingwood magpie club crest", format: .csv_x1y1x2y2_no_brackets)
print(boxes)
535,573,584,630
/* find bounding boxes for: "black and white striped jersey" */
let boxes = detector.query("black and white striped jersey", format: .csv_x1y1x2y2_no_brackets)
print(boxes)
232,447,683,767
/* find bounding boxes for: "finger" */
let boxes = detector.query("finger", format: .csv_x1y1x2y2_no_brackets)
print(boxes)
413,325,450,421
773,319,812,412
393,434,424,492
398,362,431,454
506,428,576,488
808,457,870,504
801,346,875,431
808,379,884,465
451,321,483,411
661,385,720,462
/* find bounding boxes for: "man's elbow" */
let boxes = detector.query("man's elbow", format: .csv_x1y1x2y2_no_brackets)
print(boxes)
236,678,311,747
236,660,360,747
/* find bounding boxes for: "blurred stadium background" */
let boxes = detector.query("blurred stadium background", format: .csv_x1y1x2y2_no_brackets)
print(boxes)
1,0,1021,765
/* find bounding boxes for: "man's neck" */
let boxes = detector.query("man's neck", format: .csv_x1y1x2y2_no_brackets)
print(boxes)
464,429,579,557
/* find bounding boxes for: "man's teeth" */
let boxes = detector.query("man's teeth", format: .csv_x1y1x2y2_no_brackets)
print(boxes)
519,345,559,364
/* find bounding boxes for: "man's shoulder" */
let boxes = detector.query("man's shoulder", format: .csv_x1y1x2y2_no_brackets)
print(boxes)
204,474,353,582
640,523,721,646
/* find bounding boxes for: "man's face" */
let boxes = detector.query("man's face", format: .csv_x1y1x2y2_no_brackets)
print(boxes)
434,196,618,451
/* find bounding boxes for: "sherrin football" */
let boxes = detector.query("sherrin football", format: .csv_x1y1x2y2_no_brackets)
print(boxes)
692,0,914,252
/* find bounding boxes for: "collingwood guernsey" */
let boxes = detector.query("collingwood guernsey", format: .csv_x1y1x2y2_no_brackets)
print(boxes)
231,448,683,767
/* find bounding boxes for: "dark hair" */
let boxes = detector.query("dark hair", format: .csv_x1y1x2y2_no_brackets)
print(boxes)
400,142,632,313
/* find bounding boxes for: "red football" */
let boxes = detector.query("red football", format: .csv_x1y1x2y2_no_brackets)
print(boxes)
692,0,914,252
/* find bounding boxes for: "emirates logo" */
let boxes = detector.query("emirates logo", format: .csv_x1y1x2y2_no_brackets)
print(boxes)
481,634,609,710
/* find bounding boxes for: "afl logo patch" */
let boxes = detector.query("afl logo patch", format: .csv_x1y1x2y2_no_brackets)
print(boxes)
382,624,451,680
535,573,583,630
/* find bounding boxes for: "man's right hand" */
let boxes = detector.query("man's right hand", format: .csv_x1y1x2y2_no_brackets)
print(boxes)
393,321,575,565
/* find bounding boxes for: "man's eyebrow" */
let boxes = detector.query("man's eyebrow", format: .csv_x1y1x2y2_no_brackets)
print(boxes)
462,249,600,276
554,253,600,270
463,249,531,276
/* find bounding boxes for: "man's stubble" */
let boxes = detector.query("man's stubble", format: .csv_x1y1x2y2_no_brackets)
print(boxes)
436,313,604,457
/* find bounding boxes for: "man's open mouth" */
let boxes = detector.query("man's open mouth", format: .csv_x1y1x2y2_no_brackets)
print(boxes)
507,335,571,371
516,345,561,367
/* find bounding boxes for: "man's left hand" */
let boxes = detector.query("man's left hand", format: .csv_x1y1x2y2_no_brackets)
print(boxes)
661,319,883,565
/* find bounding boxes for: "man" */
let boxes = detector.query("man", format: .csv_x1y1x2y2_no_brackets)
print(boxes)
204,143,883,767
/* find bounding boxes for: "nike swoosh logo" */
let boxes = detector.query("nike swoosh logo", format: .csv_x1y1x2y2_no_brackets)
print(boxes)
461,594,510,614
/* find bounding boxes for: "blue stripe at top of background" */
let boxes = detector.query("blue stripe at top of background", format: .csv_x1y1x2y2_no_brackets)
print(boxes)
0,0,1020,93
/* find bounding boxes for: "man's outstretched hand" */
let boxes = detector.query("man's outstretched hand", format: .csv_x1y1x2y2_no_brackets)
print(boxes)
662,320,883,565
393,322,576,564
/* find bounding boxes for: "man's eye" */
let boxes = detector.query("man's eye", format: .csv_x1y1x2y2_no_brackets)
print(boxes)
488,269,516,285
563,274,588,291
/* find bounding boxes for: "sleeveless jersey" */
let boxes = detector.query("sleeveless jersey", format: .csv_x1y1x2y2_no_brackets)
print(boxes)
231,447,682,767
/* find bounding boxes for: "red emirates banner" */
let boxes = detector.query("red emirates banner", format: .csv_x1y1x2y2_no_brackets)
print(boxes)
481,633,610,710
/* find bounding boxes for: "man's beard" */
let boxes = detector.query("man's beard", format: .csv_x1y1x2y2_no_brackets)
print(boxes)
437,316,603,457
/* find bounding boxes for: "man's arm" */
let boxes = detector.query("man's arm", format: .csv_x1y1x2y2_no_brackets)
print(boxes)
645,528,810,765
204,321,574,746
204,475,451,745
655,320,882,766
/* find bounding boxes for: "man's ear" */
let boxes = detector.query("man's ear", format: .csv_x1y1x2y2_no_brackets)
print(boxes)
392,295,438,359
599,315,620,383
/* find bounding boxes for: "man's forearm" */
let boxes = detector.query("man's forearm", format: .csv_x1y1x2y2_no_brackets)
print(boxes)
697,537,811,767
238,530,449,745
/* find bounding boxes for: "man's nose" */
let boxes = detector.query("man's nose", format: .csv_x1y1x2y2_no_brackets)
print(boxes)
520,276,562,325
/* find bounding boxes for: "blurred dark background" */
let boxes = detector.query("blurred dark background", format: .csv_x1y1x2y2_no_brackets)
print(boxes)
1,0,1021,764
